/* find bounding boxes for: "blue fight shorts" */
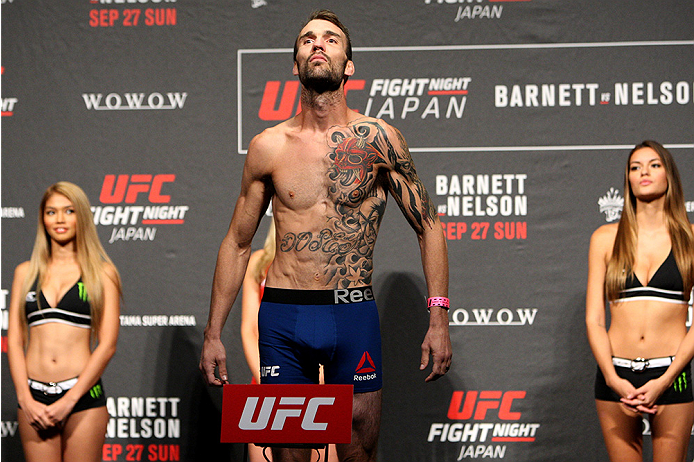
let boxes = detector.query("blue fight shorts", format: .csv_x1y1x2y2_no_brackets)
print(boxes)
258,286,382,393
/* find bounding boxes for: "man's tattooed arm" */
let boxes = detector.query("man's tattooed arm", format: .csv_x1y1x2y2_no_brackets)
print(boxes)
380,124,438,234
378,120,451,382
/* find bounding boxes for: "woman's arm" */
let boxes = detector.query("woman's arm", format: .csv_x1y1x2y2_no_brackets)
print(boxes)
7,262,54,429
241,250,264,384
585,225,643,408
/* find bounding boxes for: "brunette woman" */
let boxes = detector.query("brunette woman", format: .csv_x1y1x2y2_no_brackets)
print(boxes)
586,141,694,461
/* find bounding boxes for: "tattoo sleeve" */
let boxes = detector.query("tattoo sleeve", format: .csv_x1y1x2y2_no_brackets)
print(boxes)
383,126,438,234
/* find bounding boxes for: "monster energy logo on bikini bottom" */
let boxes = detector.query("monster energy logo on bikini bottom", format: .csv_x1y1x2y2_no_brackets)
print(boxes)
90,383,103,399
78,282,88,302
673,371,690,393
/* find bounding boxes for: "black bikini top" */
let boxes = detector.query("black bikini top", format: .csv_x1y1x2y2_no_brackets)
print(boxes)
25,279,91,328
614,250,687,304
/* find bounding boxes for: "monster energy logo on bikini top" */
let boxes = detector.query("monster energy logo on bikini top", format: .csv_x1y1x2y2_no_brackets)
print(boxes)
77,282,88,302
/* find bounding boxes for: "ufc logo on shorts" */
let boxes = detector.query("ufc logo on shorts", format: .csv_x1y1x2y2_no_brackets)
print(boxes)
261,366,280,377
99,174,175,204
239,396,334,431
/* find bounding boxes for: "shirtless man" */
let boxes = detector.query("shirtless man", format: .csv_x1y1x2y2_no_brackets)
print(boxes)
199,10,452,461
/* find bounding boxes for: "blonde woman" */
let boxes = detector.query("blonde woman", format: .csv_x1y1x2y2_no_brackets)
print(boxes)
241,220,276,386
241,221,276,462
7,182,121,462
586,141,694,461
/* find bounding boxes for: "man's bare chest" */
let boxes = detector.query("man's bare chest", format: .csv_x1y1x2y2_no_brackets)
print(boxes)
272,155,329,209
272,137,387,210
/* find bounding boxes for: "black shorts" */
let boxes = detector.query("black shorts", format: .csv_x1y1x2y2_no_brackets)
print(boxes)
20,379,107,414
595,363,693,404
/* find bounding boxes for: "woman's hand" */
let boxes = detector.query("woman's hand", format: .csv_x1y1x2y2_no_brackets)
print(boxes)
44,396,78,428
607,376,658,414
20,398,54,431
620,377,668,414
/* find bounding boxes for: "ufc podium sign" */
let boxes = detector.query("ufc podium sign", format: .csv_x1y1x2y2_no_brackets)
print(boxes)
221,384,353,445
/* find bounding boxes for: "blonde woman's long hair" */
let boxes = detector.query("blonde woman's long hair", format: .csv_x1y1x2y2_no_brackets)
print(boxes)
253,220,276,284
606,141,694,301
19,182,122,344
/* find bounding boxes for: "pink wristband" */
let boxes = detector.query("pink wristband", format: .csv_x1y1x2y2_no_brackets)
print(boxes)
427,297,450,310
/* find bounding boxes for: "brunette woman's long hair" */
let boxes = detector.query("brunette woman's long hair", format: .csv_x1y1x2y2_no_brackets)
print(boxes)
606,141,694,301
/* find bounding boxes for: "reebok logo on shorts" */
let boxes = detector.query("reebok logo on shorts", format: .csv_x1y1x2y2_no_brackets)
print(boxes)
354,352,377,381
334,287,374,304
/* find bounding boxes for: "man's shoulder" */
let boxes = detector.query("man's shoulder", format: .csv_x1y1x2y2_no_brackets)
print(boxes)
349,116,409,160
349,115,394,132
248,120,301,163
250,122,291,151
347,116,406,149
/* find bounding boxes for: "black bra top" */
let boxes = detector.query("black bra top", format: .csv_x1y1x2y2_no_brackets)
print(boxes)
615,250,687,304
25,279,91,328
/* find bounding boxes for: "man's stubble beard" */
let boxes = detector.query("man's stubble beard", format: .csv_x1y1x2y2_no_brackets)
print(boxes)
298,57,347,94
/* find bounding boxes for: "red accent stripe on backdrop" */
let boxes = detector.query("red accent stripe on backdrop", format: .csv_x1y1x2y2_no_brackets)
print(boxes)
492,437,536,442
428,91,468,96
141,220,185,225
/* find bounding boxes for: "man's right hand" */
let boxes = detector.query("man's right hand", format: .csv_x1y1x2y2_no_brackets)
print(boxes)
199,337,229,386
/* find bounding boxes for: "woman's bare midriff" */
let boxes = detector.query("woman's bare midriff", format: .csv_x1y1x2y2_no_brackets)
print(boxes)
608,299,688,358
24,323,92,382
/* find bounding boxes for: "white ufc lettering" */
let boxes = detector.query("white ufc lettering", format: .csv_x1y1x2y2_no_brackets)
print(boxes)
238,397,335,431
260,366,280,377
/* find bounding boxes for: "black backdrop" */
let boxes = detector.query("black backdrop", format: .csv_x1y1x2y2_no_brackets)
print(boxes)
2,1,693,460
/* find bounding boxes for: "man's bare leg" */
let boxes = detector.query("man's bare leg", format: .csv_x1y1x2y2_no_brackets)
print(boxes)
336,390,381,462
271,390,381,462
271,447,313,462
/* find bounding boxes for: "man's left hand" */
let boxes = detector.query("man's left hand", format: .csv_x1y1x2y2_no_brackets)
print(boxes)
420,306,452,382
